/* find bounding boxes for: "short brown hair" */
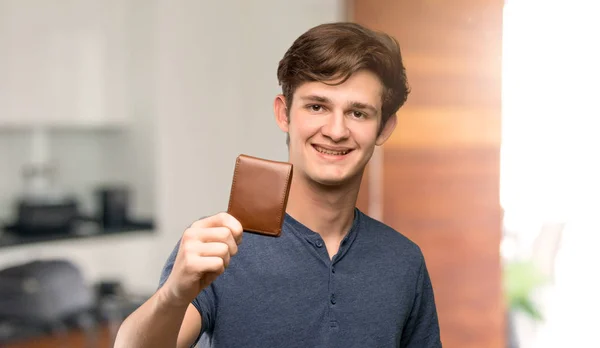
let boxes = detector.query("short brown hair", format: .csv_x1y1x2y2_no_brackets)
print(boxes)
277,22,410,131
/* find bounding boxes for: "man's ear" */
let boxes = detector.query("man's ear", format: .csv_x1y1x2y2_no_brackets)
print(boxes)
375,113,397,146
274,94,289,133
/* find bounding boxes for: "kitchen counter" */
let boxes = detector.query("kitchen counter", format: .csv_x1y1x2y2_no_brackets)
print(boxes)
0,219,154,248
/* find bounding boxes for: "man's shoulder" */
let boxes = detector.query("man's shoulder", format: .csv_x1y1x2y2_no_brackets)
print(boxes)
358,210,424,263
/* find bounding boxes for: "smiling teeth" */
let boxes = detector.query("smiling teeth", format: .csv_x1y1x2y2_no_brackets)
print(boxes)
315,146,349,155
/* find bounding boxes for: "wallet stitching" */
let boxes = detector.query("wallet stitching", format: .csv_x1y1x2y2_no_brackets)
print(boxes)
227,157,241,214
275,164,292,233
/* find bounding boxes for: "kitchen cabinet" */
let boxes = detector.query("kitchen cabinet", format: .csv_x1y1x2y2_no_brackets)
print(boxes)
0,0,130,130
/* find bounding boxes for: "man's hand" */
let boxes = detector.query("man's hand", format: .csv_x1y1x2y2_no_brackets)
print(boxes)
160,212,243,307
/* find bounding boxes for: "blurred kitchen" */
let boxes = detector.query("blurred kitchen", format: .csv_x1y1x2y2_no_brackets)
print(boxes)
0,0,598,347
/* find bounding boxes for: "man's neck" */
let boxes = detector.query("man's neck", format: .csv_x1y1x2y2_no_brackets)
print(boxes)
285,173,362,240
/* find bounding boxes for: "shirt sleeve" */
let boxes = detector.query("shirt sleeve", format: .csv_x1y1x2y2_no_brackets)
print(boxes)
400,255,442,347
158,239,217,346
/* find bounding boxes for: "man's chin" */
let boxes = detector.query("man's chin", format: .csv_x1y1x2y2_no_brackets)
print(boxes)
314,178,345,187
310,173,357,188
301,164,365,188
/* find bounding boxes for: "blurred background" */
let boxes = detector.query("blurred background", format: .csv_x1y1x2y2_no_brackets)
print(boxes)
0,0,597,347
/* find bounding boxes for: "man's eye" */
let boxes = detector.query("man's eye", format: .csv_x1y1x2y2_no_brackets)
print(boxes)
310,105,322,112
352,111,365,118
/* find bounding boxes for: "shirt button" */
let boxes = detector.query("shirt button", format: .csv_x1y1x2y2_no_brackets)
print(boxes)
331,267,335,273
330,294,336,305
315,240,324,248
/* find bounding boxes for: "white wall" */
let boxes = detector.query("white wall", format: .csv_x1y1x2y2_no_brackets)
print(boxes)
0,0,346,295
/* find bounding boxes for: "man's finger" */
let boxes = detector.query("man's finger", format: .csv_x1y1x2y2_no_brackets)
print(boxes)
192,212,243,235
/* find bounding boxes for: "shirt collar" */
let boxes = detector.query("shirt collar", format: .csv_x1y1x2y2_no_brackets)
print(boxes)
284,208,362,248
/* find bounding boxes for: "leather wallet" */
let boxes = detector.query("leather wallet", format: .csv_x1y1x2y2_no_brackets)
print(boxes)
227,154,293,237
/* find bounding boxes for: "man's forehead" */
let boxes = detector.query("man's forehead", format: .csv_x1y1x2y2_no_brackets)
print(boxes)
294,80,383,108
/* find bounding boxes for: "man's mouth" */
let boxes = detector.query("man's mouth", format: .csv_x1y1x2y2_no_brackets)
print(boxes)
313,145,352,156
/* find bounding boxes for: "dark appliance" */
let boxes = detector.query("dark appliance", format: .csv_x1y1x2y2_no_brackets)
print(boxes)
96,186,130,229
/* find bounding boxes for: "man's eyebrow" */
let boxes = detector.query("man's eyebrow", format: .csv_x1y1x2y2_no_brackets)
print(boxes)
299,95,331,103
348,101,378,114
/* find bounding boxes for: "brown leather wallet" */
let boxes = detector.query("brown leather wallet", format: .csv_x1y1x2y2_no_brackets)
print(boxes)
227,154,293,237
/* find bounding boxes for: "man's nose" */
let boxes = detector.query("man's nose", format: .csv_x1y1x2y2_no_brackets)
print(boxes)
321,111,350,142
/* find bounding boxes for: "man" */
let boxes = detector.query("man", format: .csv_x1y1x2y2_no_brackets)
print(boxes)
115,22,441,348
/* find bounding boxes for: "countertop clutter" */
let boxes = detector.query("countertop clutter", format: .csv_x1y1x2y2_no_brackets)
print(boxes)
1,180,154,248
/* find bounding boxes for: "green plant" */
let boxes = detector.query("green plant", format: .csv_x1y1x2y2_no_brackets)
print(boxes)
503,260,548,321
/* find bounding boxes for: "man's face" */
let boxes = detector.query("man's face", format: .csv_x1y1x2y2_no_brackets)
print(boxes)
274,70,397,187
